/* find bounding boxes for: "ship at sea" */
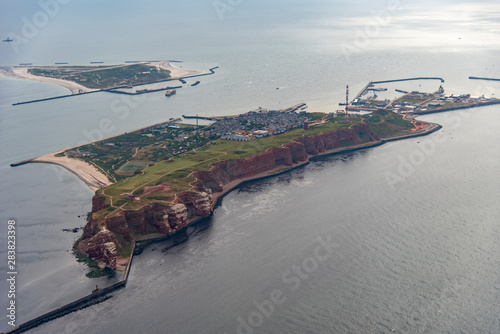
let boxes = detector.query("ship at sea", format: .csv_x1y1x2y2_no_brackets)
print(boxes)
165,89,177,97
2,37,13,42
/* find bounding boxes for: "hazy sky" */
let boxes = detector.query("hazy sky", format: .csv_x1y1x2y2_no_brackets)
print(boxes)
1,0,498,65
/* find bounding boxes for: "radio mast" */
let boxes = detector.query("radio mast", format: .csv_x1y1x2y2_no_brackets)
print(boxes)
345,85,349,121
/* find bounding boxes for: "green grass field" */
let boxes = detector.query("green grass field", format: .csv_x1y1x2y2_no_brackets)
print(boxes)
117,162,149,174
96,111,412,219
98,117,365,212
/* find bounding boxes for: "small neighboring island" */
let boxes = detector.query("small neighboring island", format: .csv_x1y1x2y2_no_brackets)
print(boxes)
0,61,201,94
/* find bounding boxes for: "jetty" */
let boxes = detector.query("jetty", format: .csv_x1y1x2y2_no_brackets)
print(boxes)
9,159,34,167
469,76,500,82
372,77,445,84
12,90,101,106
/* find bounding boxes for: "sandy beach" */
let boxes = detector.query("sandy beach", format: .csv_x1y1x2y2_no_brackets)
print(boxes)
0,67,96,94
155,61,203,78
33,153,112,192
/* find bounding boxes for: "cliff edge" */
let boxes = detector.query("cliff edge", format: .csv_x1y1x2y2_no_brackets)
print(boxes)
75,123,381,269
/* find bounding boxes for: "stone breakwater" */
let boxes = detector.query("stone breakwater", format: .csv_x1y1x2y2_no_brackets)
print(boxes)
78,123,380,269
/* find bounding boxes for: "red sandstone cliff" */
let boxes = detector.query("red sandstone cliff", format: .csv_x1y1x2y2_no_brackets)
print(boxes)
77,123,379,269
194,123,377,192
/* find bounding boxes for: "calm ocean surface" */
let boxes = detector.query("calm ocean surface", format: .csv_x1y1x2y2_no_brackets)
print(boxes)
1,1,499,333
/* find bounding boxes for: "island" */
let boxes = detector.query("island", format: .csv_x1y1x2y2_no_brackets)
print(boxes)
29,105,440,273
0,61,201,94
8,74,500,275
8,77,500,333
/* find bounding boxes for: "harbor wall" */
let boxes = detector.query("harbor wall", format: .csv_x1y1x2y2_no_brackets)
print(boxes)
372,77,445,84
